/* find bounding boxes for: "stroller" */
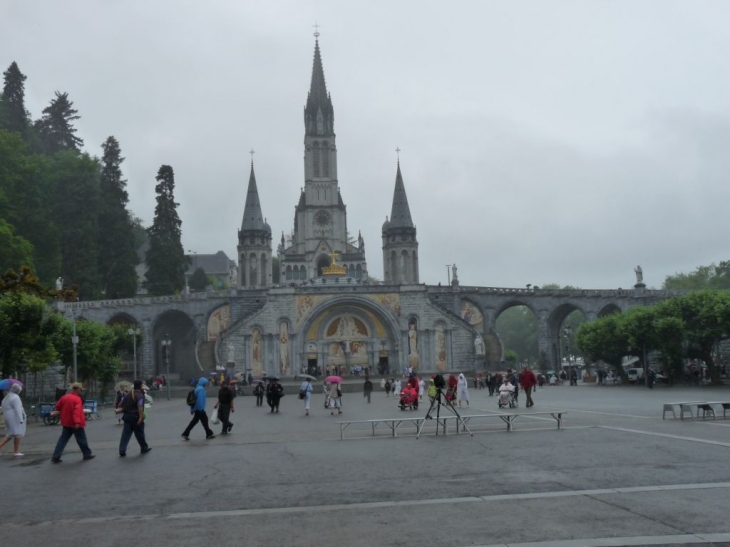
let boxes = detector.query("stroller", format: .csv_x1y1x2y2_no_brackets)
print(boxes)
399,387,419,410
498,388,517,409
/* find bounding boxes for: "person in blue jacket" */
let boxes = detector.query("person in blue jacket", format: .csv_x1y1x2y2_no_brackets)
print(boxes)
181,377,215,441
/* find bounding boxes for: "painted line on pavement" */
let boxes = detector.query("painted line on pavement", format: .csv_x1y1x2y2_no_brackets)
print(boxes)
469,532,730,546
599,426,730,448
11,480,730,528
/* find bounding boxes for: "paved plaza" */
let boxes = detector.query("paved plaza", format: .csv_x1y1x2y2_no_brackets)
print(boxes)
4,382,730,547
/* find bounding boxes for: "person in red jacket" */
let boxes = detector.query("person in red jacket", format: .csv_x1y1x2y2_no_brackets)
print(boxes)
51,382,95,463
519,366,537,408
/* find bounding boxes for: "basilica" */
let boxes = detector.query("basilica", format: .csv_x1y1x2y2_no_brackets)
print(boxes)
218,37,483,378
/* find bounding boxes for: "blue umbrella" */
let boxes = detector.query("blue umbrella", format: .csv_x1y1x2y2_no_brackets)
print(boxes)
0,379,11,391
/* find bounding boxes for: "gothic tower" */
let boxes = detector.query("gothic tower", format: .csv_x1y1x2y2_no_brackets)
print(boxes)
237,162,272,288
382,161,419,284
278,36,367,282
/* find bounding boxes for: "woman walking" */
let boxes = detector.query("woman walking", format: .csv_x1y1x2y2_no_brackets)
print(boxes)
457,373,470,407
300,378,313,416
0,384,26,456
330,382,343,415
253,381,265,407
269,379,284,413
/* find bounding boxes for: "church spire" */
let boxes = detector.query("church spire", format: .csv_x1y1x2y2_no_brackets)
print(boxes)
240,162,269,233
388,161,414,229
304,37,335,137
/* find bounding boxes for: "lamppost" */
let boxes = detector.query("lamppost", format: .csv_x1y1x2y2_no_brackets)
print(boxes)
161,334,172,401
563,326,573,386
128,327,141,379
446,264,451,286
71,308,79,383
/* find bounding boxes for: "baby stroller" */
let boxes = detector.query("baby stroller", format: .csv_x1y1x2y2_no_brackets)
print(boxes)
399,387,419,410
498,389,517,409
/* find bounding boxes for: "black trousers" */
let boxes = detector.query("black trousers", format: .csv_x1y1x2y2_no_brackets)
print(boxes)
218,403,232,433
183,410,214,437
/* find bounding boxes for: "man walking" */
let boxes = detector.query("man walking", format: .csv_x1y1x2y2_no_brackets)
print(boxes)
51,383,95,463
214,380,235,435
363,376,373,403
118,380,152,456
519,366,537,408
182,377,215,440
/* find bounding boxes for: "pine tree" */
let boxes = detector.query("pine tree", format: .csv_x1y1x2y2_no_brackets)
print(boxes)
145,165,188,295
35,91,84,154
0,62,30,136
97,136,138,298
52,151,101,299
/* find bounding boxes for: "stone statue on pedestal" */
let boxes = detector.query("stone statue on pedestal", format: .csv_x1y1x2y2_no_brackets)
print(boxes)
55,277,63,291
227,343,235,363
634,265,643,284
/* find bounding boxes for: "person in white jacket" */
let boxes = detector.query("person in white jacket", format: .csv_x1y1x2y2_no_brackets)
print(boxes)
0,384,26,456
457,373,470,407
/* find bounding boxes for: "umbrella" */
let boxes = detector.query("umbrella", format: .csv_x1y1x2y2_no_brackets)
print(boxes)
0,378,22,390
296,374,317,381
325,375,343,384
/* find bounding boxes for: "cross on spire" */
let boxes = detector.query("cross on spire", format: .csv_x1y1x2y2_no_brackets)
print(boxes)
395,147,401,162
313,22,321,38
249,148,255,164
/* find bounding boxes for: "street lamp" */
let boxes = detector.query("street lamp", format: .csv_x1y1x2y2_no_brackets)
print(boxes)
446,264,451,286
128,327,141,379
71,308,79,383
563,326,573,386
161,334,172,401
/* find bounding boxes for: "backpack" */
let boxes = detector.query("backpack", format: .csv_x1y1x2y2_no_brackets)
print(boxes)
186,388,197,408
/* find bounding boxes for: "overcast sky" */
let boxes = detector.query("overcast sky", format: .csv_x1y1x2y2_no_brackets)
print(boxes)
2,1,729,290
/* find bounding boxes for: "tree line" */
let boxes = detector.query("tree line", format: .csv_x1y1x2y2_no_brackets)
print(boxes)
0,61,188,299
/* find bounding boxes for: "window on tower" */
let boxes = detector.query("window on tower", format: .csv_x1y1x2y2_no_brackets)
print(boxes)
313,142,321,177
322,140,330,177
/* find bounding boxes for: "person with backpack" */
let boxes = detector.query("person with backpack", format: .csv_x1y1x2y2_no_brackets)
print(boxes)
181,377,215,441
118,380,152,456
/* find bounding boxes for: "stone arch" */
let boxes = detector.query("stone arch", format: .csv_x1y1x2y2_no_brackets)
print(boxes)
297,296,402,373
493,302,539,371
107,312,139,327
152,309,198,382
598,303,622,317
548,303,588,374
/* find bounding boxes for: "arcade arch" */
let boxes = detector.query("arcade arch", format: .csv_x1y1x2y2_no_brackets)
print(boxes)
152,310,197,382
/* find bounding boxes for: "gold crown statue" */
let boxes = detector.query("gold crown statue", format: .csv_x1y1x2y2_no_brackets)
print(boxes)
321,251,347,276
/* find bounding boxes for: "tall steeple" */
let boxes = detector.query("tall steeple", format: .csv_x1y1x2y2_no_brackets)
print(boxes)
388,161,415,229
304,38,335,138
240,162,269,233
238,160,272,288
382,160,419,284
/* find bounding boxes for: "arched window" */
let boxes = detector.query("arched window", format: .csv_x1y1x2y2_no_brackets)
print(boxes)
260,254,268,285
240,254,246,286
390,250,398,282
412,252,418,282
356,264,362,279
401,250,409,283
285,265,292,280
348,264,355,278
249,253,258,286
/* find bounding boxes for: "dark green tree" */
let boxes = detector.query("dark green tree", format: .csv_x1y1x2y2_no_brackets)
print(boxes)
145,165,187,295
0,130,60,283
52,151,101,299
34,91,84,154
189,267,210,291
575,313,629,379
97,136,138,298
0,62,30,137
0,219,34,272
